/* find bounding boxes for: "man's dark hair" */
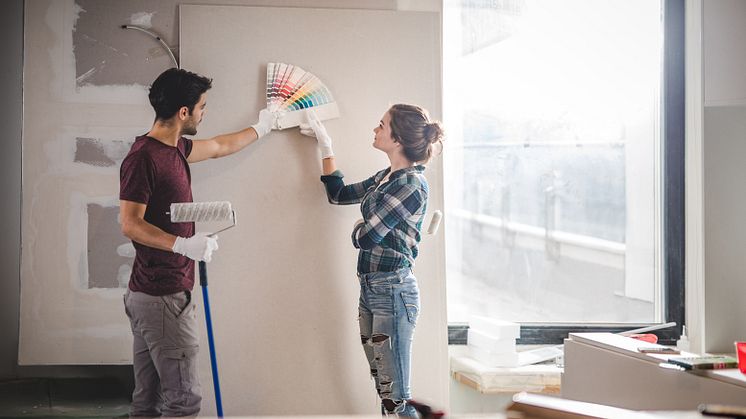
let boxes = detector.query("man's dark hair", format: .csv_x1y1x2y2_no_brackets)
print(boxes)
148,68,212,121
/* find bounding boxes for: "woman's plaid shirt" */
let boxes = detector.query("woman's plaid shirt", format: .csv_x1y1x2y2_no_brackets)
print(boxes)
321,165,429,274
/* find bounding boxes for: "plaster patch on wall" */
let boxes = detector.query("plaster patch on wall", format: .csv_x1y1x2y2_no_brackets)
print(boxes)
117,243,135,258
44,127,139,174
68,194,128,291
43,1,150,104
87,203,131,289
75,83,149,103
118,264,132,288
50,324,131,340
72,2,84,27
74,136,131,167
129,11,155,28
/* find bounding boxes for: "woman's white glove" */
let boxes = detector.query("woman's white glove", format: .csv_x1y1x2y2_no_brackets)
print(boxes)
251,108,275,138
172,232,219,262
299,110,334,158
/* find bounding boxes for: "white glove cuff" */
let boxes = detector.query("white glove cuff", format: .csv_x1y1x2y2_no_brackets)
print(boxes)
319,146,334,159
251,123,270,139
172,236,185,254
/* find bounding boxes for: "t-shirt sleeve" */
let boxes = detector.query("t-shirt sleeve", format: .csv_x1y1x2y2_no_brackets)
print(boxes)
183,137,193,159
120,151,156,204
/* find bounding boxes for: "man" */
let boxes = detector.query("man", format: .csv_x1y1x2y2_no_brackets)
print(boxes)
119,68,274,417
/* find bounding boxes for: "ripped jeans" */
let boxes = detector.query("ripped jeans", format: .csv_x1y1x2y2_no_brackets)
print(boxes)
358,267,420,417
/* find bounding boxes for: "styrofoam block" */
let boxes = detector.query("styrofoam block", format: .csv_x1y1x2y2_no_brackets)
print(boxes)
468,345,520,367
467,328,516,353
469,316,520,339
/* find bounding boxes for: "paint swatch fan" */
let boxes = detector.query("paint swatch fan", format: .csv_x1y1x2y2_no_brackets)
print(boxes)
266,62,340,130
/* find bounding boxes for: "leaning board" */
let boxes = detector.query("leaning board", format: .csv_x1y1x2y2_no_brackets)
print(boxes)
180,5,446,416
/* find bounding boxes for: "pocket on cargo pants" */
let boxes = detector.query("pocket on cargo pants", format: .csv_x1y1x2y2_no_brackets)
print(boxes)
159,346,201,416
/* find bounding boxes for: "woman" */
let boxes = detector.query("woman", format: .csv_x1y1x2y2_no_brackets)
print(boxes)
300,104,444,417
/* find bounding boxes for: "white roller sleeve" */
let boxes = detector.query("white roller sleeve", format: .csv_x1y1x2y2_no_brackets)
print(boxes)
170,201,233,223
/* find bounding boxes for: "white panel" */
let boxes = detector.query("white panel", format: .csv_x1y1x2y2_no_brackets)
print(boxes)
703,106,746,354
704,0,746,106
180,5,446,415
685,0,706,355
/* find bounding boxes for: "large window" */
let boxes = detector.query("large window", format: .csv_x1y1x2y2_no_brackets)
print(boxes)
443,0,684,343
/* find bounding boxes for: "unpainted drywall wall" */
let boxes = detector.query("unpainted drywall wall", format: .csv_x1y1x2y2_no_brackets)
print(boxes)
20,0,149,362
19,0,447,414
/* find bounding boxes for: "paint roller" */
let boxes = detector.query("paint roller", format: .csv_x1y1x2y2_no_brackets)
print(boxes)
169,201,235,418
169,201,237,235
427,210,443,235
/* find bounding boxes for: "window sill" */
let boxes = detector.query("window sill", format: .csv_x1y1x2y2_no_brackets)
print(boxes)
450,346,562,395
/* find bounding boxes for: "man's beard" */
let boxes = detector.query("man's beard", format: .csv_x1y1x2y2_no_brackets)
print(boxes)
180,124,197,136
180,115,199,136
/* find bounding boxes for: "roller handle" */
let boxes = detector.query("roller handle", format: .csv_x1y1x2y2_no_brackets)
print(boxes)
199,261,208,286
198,261,223,417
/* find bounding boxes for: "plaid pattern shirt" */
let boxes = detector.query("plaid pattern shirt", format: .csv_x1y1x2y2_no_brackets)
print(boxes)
321,165,428,274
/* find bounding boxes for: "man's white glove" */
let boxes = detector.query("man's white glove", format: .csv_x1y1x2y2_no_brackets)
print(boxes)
299,110,334,158
172,232,219,262
251,108,275,139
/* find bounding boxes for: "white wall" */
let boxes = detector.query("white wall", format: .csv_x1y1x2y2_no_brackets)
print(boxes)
703,106,746,353
180,4,446,415
701,0,746,354
703,0,746,106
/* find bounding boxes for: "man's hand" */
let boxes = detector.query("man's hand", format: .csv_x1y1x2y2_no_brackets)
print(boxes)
251,108,275,139
172,232,219,262
299,110,334,158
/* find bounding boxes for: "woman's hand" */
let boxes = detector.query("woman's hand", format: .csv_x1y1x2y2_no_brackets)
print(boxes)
299,110,334,158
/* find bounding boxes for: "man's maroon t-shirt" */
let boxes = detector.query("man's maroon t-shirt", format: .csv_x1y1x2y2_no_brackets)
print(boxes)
120,135,195,296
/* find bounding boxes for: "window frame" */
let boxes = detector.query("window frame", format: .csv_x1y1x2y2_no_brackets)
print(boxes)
446,0,685,346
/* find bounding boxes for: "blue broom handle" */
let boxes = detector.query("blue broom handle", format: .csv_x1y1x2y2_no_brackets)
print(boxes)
200,261,223,418
199,260,209,286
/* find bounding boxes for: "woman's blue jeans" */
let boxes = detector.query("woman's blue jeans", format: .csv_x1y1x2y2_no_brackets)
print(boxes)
358,267,420,417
